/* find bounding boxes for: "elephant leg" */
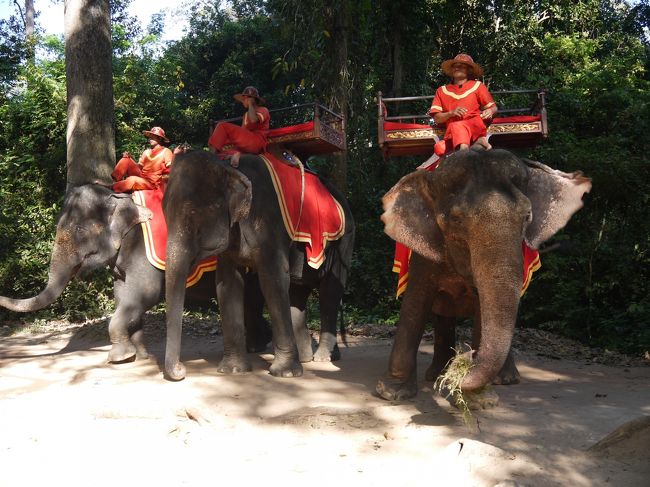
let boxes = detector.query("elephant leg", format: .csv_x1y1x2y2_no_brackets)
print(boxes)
376,255,435,401
244,273,272,353
215,259,252,374
108,276,159,363
290,285,314,363
493,350,521,385
129,319,149,360
257,264,302,378
472,308,520,385
425,315,456,381
313,274,343,362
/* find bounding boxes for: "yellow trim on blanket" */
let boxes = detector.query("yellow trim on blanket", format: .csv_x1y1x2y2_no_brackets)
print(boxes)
259,154,346,269
520,254,541,296
131,191,217,288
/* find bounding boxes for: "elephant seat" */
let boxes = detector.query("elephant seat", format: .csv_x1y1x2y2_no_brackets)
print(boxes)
211,103,346,160
377,89,548,158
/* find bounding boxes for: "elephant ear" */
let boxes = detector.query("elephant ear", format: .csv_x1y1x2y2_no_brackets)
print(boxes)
223,165,252,225
107,195,153,250
522,159,592,249
381,170,444,262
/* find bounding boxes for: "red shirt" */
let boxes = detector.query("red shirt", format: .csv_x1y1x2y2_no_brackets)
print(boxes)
242,107,270,136
428,80,496,122
138,146,173,186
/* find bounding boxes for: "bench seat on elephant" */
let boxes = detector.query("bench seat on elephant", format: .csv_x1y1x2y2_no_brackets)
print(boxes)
377,89,548,158
211,102,346,160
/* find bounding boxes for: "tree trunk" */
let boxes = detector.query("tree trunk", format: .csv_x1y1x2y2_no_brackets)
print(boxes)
24,0,34,37
328,0,350,193
64,0,114,188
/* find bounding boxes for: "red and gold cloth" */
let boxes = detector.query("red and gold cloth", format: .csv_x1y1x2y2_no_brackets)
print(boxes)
393,241,540,299
259,152,345,269
131,190,217,287
391,162,541,298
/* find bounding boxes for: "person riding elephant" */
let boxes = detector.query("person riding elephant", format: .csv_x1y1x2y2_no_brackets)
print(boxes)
376,149,591,402
0,176,354,366
208,86,270,168
111,126,175,193
162,150,355,381
429,53,496,157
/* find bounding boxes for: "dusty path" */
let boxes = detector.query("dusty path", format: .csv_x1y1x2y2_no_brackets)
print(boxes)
0,322,648,487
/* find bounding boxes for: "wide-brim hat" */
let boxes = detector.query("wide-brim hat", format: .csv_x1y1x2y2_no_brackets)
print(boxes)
441,53,484,78
234,86,266,106
142,126,169,144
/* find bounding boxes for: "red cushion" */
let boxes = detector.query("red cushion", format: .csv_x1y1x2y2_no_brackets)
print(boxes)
492,115,541,124
383,115,541,132
384,121,431,130
268,121,315,138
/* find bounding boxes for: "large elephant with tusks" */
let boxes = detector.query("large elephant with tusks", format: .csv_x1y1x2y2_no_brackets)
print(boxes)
376,149,591,401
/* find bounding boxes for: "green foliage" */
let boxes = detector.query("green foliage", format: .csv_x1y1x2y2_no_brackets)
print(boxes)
0,0,648,355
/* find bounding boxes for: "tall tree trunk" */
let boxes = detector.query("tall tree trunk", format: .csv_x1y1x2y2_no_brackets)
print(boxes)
24,0,34,37
328,0,350,193
64,0,114,188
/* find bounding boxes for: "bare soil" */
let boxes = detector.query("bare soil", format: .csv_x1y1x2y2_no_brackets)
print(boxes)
0,314,648,487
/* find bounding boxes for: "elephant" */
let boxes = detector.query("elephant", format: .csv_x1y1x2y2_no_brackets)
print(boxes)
162,150,355,381
376,148,591,401
0,182,351,364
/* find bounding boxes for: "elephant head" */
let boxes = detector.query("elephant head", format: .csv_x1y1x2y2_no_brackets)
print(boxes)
0,185,151,312
381,149,591,392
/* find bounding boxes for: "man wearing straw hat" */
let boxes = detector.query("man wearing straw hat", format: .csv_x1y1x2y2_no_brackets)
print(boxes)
208,86,270,168
428,53,497,156
111,126,174,192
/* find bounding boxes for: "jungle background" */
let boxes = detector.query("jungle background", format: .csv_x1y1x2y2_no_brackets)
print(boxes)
0,0,648,356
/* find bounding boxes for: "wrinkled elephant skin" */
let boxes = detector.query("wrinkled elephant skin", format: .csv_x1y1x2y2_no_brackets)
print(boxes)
377,149,591,400
163,151,354,381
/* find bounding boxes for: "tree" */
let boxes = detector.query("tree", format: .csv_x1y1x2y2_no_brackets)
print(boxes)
64,0,114,187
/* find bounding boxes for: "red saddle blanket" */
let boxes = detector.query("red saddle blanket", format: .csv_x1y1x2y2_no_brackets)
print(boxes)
131,190,217,287
259,152,345,269
392,241,541,299
392,163,540,298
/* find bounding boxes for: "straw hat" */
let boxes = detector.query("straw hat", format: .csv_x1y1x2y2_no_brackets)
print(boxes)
441,53,484,78
142,126,169,144
233,86,266,106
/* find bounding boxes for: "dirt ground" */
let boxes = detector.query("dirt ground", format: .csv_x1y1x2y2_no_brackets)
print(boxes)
0,316,648,487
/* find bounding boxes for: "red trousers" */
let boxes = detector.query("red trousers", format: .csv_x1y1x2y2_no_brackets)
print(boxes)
444,116,487,149
111,157,158,192
208,122,267,153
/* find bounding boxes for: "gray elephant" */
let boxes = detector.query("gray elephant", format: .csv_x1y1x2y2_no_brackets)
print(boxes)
162,150,355,380
0,182,350,363
376,149,591,400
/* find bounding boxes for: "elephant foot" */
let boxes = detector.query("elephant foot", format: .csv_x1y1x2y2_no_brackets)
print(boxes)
108,342,137,364
462,387,500,410
269,356,303,378
493,362,521,385
297,339,315,363
217,357,252,375
313,343,341,362
130,330,149,360
164,361,186,381
376,376,418,401
425,354,454,382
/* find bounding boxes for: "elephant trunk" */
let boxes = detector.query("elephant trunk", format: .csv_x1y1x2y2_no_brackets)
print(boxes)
0,244,78,312
460,249,521,392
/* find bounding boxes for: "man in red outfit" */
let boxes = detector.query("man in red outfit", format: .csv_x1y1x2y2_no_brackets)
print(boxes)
111,126,174,192
208,86,270,168
429,54,497,156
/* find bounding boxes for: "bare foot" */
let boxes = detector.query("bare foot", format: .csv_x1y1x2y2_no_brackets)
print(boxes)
230,152,241,168
475,136,492,150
